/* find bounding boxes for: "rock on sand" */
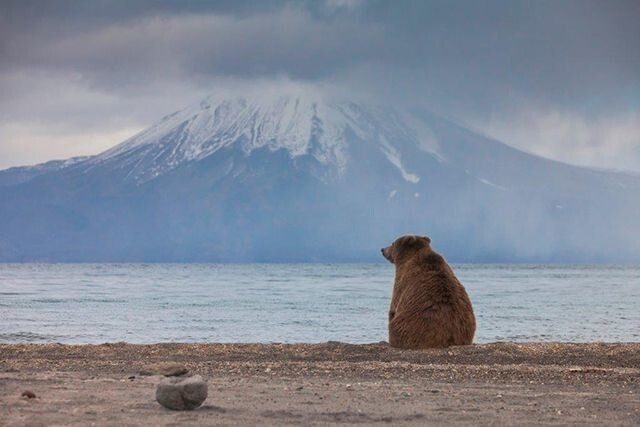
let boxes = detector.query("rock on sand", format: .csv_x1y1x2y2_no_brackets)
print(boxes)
155,375,208,410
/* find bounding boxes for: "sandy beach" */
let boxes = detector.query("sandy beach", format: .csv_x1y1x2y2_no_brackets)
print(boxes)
1,342,639,425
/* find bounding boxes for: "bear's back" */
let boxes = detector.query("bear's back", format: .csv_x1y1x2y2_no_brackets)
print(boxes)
395,249,460,307
389,247,476,348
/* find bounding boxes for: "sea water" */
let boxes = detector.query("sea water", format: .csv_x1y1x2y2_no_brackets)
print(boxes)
0,264,638,344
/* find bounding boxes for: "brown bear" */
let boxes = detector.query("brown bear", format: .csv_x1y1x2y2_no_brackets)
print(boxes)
381,235,476,349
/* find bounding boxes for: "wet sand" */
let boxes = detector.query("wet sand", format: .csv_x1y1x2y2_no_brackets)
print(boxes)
1,342,639,425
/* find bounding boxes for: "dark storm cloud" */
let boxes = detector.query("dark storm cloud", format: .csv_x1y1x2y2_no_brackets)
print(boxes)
365,1,640,112
0,2,384,88
1,0,639,170
4,0,638,107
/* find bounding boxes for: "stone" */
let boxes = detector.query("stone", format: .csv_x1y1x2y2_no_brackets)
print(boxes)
140,362,188,377
21,390,36,399
156,375,208,410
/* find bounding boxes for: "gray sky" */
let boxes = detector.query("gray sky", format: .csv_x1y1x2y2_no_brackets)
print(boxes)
1,0,639,171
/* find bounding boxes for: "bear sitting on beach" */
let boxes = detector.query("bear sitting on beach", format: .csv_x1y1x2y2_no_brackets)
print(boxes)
381,235,476,349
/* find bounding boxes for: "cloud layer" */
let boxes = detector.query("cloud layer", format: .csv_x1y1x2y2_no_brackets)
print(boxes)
1,0,639,170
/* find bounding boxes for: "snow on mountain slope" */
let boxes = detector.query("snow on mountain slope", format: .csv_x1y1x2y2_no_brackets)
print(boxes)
86,95,442,184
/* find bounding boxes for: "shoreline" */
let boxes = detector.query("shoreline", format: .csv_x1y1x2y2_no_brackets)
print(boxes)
1,342,639,425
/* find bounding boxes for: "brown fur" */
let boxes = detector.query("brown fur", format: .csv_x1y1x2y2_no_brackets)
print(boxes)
381,235,476,349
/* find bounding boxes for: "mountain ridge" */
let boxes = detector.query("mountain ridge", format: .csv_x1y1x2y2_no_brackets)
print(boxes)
1,94,639,262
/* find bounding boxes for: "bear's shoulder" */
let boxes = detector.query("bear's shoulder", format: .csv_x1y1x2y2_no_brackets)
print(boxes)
421,248,446,267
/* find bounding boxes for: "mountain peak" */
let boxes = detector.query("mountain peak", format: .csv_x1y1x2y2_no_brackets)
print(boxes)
89,94,441,184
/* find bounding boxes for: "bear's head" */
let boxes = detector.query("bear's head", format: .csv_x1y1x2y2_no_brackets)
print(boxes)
381,235,431,264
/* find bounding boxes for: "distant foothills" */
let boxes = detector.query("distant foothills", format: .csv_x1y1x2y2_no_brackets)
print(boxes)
1,94,639,263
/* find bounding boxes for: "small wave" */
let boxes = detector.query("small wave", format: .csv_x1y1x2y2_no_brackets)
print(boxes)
0,331,62,342
30,298,127,304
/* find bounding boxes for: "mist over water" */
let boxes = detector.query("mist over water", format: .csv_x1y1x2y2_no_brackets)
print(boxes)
1,263,638,344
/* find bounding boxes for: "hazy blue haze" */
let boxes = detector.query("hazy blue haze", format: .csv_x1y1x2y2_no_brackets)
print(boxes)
1,264,638,344
2,97,639,263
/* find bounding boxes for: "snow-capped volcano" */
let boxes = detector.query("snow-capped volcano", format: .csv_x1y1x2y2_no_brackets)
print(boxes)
90,95,441,185
1,93,639,262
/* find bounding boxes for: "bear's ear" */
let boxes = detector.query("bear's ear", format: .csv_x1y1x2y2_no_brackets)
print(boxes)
421,236,431,245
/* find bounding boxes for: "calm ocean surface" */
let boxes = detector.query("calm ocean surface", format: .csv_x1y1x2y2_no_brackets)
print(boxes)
0,264,638,344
